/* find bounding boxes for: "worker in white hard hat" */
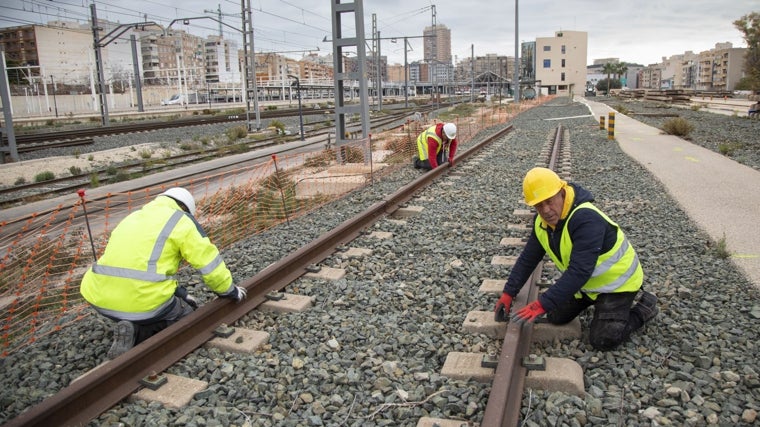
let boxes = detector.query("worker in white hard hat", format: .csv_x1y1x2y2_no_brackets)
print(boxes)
493,168,658,350
80,187,246,359
413,122,458,171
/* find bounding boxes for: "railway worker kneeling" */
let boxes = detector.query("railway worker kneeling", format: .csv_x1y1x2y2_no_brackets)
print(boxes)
413,122,458,171
80,187,247,359
493,168,658,350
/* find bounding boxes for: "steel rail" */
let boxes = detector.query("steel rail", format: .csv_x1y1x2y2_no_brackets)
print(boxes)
6,125,514,427
481,125,564,427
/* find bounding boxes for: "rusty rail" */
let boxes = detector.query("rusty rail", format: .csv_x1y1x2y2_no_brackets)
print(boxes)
5,125,514,427
481,125,564,426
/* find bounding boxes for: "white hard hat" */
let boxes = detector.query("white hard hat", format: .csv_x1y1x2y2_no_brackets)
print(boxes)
161,187,196,216
443,122,457,139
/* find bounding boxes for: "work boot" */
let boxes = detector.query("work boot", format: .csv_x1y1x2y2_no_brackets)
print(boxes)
632,290,658,323
107,320,135,359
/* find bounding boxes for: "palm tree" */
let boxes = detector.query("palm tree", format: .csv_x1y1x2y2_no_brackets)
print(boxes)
615,62,629,88
602,62,615,95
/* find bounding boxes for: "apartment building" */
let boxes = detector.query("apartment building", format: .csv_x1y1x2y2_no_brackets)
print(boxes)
695,42,745,91
533,30,588,96
0,21,138,87
423,24,452,64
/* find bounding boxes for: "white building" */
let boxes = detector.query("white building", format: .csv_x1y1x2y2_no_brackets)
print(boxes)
534,30,588,97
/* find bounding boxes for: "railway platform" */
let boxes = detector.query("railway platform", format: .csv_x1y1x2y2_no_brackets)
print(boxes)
581,97,760,290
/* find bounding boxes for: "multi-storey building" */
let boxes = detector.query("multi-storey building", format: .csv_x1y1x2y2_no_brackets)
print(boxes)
695,42,745,91
533,30,588,97
423,24,452,64
0,21,139,88
638,65,663,89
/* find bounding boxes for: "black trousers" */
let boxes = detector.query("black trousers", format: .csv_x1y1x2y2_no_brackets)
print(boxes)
101,296,194,345
547,291,645,350
413,151,447,170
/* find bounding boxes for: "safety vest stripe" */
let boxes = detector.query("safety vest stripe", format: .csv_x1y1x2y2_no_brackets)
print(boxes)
198,254,224,275
93,298,174,321
590,253,641,293
591,238,629,278
91,210,184,282
147,211,184,274
91,264,177,282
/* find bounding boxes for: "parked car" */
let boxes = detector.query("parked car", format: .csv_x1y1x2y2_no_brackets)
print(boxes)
161,94,184,106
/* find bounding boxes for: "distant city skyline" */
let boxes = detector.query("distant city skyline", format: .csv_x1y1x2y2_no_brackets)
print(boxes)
0,0,754,67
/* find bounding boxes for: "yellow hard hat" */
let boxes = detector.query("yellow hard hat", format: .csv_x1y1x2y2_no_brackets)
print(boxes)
523,167,566,206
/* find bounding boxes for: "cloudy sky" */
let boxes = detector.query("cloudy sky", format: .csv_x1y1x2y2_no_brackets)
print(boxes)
1,0,755,66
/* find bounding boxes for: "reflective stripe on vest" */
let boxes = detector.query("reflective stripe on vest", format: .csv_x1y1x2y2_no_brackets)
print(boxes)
534,202,642,296
91,210,184,283
93,297,174,321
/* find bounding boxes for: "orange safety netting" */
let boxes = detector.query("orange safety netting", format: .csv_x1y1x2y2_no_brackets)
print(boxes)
0,99,548,356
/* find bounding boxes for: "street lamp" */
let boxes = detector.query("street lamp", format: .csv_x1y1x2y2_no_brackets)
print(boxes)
287,74,304,141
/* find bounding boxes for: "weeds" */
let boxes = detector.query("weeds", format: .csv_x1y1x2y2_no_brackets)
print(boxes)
661,117,694,137
34,171,56,182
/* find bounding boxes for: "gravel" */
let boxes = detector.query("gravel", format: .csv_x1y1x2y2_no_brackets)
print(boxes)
1,98,759,426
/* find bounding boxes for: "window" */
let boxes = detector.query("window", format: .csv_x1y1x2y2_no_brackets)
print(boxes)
543,45,551,52
561,72,566,81
543,59,551,68
561,59,566,67
561,45,566,54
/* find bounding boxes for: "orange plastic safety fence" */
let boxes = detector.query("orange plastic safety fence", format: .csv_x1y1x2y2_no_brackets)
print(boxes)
0,99,552,356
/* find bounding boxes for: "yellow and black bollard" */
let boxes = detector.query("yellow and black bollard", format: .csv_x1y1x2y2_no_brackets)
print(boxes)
607,112,615,140
599,116,605,130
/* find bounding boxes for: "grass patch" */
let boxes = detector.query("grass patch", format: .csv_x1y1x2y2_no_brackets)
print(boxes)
661,117,694,137
34,171,56,182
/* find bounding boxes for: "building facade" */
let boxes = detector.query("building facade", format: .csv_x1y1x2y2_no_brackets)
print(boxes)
534,30,588,97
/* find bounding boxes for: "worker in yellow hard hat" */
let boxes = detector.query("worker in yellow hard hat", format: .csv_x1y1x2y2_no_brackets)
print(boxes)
494,167,658,350
413,122,458,170
80,187,247,359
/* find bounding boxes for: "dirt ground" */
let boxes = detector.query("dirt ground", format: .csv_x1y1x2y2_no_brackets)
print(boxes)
0,142,181,187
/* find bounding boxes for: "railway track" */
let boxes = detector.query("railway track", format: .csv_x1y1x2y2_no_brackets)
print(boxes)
5,121,576,427
4,98,757,426
5,123,517,427
3,107,329,150
0,108,425,209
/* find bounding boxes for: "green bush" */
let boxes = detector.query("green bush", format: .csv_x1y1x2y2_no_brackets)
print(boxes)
14,177,26,186
69,166,82,176
34,171,55,182
226,126,249,141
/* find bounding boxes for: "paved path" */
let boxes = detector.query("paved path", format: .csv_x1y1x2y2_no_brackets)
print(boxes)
581,98,760,290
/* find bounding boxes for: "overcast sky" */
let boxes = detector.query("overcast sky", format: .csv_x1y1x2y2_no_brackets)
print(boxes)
1,0,755,66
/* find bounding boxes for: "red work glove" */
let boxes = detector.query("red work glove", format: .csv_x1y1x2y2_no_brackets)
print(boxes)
448,157,455,167
494,292,513,322
511,300,546,325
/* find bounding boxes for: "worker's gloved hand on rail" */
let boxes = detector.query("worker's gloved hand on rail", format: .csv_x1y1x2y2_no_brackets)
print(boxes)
511,300,546,325
221,285,248,303
448,157,455,167
175,286,198,309
494,292,513,322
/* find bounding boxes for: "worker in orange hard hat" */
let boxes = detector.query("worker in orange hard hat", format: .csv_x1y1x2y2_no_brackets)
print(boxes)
413,122,458,170
494,168,658,350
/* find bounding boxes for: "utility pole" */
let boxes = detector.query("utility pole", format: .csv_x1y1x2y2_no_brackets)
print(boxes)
514,0,520,102
90,4,110,126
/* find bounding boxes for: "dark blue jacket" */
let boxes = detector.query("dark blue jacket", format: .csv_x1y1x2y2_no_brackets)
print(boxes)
503,183,619,312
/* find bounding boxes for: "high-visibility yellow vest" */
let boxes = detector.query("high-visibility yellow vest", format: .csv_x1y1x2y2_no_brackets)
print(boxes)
534,202,643,299
80,196,232,320
416,125,448,160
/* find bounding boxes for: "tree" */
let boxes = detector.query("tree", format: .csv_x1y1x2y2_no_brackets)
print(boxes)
602,62,616,95
615,62,629,88
734,12,760,91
